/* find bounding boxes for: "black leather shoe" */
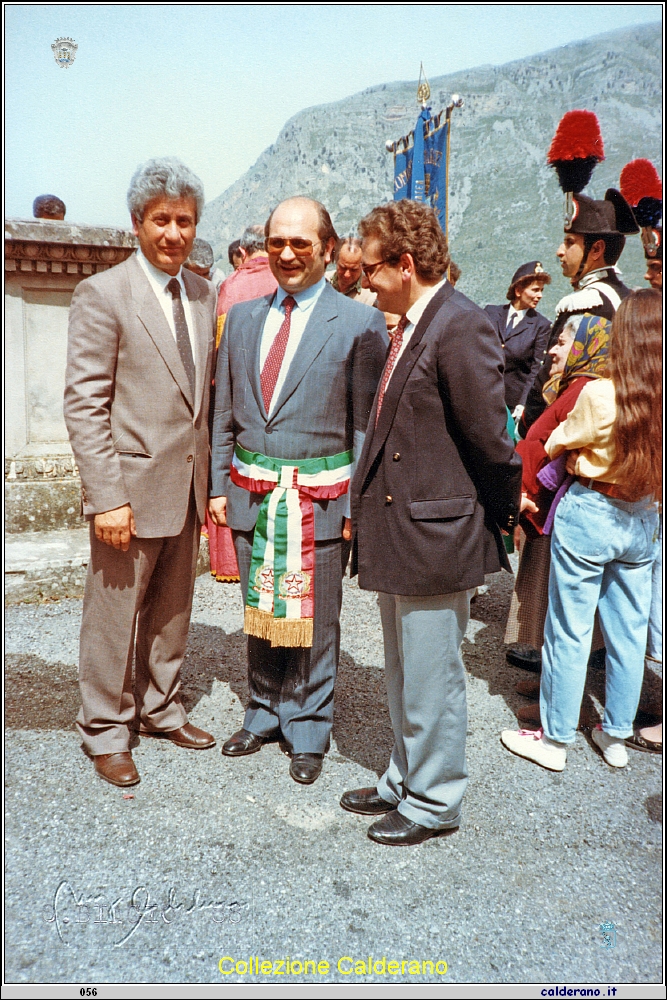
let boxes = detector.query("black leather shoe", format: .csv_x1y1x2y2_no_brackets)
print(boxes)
340,787,394,815
367,809,458,846
221,729,267,757
506,644,542,672
289,753,323,784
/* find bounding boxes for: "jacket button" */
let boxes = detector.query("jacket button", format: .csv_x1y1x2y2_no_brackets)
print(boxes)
187,455,193,462
385,495,393,505
393,452,401,461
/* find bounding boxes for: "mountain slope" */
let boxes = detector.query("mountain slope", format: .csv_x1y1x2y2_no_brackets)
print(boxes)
199,23,661,312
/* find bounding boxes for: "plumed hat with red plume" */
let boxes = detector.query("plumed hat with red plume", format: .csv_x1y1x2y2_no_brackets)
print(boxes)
547,110,637,238
547,110,605,200
620,159,662,259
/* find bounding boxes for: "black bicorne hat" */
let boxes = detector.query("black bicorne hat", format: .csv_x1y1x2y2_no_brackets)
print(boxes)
568,190,639,237
506,261,551,300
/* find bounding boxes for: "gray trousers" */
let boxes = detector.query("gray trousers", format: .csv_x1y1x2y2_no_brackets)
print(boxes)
77,494,199,755
376,590,471,830
233,529,350,754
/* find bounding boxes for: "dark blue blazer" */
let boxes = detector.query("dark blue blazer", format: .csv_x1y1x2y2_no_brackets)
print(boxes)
484,303,551,411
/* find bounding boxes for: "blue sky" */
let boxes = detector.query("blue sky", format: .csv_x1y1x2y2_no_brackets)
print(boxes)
5,4,662,226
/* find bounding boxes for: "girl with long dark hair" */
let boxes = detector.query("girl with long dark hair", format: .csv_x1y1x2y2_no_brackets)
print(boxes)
501,288,662,771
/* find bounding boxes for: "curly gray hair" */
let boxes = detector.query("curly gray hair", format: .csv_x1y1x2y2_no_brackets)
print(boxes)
127,157,205,223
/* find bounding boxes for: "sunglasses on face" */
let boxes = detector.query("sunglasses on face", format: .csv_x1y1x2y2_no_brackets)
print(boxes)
266,237,322,257
361,259,389,280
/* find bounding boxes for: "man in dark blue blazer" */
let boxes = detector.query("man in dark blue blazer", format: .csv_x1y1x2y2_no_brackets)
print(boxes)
209,197,387,785
484,261,551,425
343,201,522,846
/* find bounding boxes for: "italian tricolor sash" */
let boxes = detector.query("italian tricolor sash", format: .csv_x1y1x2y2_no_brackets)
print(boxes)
230,444,353,647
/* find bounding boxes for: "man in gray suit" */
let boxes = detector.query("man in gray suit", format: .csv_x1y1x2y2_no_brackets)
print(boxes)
64,158,218,787
208,196,387,784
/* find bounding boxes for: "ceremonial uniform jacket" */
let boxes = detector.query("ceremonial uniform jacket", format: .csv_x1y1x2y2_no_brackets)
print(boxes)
484,303,551,411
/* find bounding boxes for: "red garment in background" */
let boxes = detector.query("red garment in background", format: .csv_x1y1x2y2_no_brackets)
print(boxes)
216,255,278,319
207,255,278,583
517,376,593,538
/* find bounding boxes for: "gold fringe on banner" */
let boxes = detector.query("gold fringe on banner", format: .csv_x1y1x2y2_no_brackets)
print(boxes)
244,607,314,648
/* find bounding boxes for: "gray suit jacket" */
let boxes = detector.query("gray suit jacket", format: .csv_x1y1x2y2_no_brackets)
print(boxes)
64,252,217,537
210,280,388,540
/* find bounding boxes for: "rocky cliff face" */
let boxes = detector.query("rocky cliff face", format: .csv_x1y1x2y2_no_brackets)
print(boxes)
199,23,661,313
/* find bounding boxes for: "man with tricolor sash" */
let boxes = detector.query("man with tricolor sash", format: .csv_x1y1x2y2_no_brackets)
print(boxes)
208,196,388,785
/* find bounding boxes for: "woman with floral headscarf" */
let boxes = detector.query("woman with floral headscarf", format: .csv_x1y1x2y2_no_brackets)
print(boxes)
502,290,661,771
504,314,611,703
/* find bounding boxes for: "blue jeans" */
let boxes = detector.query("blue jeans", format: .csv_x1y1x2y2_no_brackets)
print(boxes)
540,481,659,744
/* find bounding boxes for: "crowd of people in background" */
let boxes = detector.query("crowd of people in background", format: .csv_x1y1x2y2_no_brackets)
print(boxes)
62,150,661,847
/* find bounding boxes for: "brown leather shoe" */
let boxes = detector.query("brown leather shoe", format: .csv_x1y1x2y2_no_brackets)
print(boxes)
517,702,541,724
142,723,216,749
515,678,541,698
94,752,140,787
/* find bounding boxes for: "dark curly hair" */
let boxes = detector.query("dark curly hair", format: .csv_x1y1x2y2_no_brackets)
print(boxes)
359,200,450,282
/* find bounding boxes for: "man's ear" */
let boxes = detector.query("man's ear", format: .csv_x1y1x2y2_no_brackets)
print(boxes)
130,214,140,237
590,239,606,262
399,252,415,279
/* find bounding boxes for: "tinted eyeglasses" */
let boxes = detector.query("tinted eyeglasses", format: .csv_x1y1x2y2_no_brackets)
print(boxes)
361,259,389,280
266,237,322,257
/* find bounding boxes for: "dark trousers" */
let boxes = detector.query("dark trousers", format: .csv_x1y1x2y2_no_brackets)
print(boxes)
233,529,350,754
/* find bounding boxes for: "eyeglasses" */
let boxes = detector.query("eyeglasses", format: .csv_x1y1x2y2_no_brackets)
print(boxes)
361,259,389,280
266,237,322,257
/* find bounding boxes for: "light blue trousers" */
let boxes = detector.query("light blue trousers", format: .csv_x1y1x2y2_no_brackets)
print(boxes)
540,482,659,744
376,590,470,830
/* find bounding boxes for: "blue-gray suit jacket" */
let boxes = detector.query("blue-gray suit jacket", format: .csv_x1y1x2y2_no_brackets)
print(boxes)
210,281,388,540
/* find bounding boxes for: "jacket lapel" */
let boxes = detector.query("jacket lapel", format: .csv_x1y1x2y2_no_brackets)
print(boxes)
504,311,533,343
130,255,194,410
182,268,214,419
267,283,338,422
362,281,455,477
244,294,274,419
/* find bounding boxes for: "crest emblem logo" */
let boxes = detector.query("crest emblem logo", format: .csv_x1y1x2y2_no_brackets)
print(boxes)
278,571,311,600
52,37,78,69
253,564,275,595
535,262,544,273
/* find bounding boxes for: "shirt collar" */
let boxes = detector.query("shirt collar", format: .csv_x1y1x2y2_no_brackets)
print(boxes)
276,276,326,311
136,248,184,291
405,277,447,328
577,266,620,290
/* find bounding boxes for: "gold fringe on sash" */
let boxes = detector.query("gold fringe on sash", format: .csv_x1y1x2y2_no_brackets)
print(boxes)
244,607,313,648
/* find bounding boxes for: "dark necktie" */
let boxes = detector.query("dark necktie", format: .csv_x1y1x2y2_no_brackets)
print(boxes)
375,314,409,427
261,296,296,414
167,278,196,397
506,311,517,333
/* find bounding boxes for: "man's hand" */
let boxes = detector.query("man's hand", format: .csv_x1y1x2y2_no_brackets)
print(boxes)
208,496,228,527
94,504,136,552
342,517,352,542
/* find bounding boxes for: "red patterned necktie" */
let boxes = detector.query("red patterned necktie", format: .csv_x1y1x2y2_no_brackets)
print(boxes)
261,295,296,414
375,314,409,427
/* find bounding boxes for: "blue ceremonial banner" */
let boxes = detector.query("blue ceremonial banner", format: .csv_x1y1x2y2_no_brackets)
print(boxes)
392,107,450,236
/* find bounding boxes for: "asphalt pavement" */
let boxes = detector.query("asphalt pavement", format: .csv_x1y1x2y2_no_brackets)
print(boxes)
4,566,662,985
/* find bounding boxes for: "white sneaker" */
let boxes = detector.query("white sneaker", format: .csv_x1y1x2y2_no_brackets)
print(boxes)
500,728,567,771
591,726,628,768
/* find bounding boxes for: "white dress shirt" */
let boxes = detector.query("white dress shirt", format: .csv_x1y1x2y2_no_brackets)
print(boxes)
260,277,327,415
383,277,448,390
505,305,526,332
136,249,197,363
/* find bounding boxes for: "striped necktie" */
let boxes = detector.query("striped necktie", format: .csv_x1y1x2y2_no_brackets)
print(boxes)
375,314,409,427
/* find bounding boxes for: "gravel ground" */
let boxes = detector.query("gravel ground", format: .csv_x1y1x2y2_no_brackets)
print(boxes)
4,566,662,986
